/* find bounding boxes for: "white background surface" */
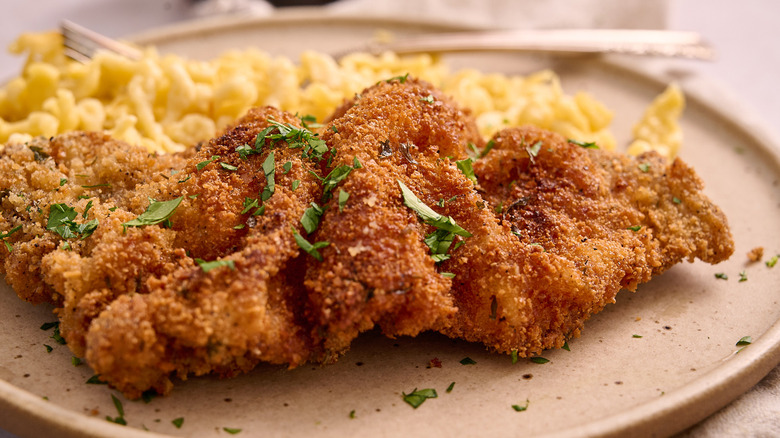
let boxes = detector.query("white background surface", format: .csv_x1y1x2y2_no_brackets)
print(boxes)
0,1,777,436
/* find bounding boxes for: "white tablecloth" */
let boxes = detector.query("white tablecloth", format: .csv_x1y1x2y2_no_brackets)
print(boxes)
0,0,777,436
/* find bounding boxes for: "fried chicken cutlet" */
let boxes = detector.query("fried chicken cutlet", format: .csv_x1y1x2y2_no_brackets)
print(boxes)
0,76,734,398
439,126,734,355
305,77,483,356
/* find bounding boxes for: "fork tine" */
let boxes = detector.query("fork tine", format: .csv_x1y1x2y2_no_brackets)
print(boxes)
60,19,143,62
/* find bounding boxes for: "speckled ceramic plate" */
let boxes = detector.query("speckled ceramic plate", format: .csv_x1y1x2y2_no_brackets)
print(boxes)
2,11,780,438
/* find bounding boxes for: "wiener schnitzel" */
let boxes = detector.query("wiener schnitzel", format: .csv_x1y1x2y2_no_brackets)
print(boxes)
0,78,733,398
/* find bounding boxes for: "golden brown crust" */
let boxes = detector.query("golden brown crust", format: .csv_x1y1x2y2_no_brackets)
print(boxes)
441,126,734,355
0,80,734,398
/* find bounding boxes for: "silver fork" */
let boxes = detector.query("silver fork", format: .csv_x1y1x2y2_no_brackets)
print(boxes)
60,19,142,62
60,19,714,62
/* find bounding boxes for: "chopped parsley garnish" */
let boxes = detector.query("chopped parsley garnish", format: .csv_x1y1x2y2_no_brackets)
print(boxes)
736,336,753,346
384,73,409,84
338,190,349,212
241,197,264,216
196,155,220,170
398,180,471,237
83,200,93,219
767,255,779,268
349,410,356,419
562,341,571,351
512,400,530,412
195,259,235,273
282,161,293,174
633,334,643,338
220,162,238,171
122,197,183,231
291,180,301,191
440,272,455,279
530,357,549,364
419,94,435,104
44,344,53,353
672,197,682,204
40,321,58,331
568,139,599,149
511,349,519,364
29,146,50,162
714,272,728,280
738,270,748,282
627,225,642,232
456,158,477,184
446,382,455,393
292,228,329,261
399,180,471,263
313,157,362,202
479,139,495,159
1,224,22,252
81,183,111,189
525,140,542,162
86,375,107,384
638,163,650,173
260,152,276,202
59,178,67,186
301,202,327,234
402,388,437,409
46,203,98,240
172,417,184,429
71,356,83,366
223,427,242,434
106,394,127,426
459,357,476,365
263,119,328,162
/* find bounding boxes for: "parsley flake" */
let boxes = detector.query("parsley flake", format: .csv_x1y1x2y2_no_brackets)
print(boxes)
736,336,753,346
479,140,495,159
714,272,728,280
292,228,329,261
525,140,542,162
122,197,183,231
419,94,435,104
195,259,235,273
456,158,477,184
220,162,238,171
385,73,409,84
402,388,437,409
398,180,471,237
172,417,184,429
511,349,519,364
301,202,327,234
512,400,530,412
446,382,455,393
106,394,127,426
638,163,651,172
568,139,599,149
767,255,779,268
196,155,220,171
223,427,242,434
738,270,748,282
338,190,349,212
46,204,98,240
530,357,549,364
459,357,476,365
627,225,642,232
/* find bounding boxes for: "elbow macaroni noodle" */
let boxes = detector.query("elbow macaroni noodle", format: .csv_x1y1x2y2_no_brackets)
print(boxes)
0,31,682,156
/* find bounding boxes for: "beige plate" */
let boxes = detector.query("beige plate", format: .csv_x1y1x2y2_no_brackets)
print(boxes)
2,11,780,438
